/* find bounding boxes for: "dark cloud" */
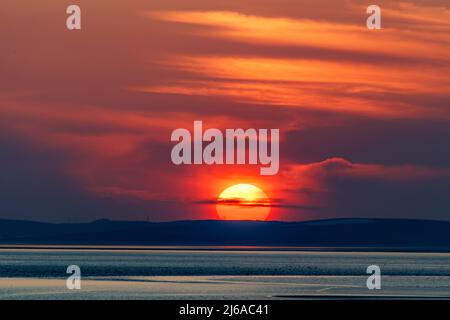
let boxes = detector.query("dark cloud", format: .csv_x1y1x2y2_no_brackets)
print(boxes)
283,158,450,220
0,129,197,222
284,118,450,167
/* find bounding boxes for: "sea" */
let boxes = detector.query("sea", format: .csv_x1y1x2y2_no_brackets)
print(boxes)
0,246,449,299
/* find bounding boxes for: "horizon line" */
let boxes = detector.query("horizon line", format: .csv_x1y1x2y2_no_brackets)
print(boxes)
1,216,449,225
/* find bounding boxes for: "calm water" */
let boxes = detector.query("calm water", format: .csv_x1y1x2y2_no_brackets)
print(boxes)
0,248,450,299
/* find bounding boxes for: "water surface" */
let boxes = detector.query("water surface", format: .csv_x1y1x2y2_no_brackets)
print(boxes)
0,248,449,299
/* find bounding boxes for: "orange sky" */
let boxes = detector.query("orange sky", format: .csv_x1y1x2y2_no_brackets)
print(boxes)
0,0,450,222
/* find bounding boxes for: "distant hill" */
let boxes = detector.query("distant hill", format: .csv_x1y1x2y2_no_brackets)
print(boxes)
1,218,450,250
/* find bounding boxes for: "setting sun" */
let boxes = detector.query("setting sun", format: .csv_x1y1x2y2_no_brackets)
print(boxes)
216,184,271,220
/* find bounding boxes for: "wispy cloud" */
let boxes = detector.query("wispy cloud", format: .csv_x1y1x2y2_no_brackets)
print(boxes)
141,6,450,119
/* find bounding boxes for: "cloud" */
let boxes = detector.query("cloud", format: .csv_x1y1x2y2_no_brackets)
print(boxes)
141,5,450,119
284,118,450,167
148,9,450,58
0,127,208,222
280,158,450,220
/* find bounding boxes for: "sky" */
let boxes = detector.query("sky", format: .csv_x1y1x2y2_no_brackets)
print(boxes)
0,0,449,222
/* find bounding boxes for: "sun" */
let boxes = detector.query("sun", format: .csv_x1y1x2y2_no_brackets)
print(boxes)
216,184,270,220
